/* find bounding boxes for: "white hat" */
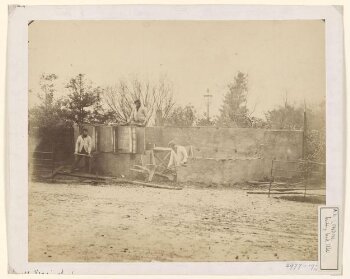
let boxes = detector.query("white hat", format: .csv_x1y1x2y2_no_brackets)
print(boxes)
168,140,176,147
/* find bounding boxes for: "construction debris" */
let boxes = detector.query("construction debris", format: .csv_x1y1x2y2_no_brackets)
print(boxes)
54,170,182,190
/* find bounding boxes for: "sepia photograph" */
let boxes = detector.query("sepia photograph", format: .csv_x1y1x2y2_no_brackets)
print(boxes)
26,19,328,263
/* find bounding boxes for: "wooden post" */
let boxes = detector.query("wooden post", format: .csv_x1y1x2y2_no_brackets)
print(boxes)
51,141,55,182
304,161,309,199
268,159,274,197
302,102,307,159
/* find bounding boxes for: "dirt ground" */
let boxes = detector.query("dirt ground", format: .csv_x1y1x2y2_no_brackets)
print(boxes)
29,181,321,262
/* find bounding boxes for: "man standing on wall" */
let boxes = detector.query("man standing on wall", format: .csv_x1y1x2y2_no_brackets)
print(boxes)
127,99,148,126
71,128,92,172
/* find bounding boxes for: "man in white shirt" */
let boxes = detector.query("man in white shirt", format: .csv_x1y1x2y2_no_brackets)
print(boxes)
167,140,188,169
71,128,92,172
127,99,148,126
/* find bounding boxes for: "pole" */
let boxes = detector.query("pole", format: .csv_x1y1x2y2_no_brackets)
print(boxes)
268,159,274,197
302,101,307,159
302,101,308,200
204,89,213,122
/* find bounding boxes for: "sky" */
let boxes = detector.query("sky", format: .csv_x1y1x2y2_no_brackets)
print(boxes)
29,20,325,118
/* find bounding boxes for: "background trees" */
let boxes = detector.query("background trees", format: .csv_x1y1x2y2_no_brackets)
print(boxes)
196,116,216,127
163,105,197,127
265,102,304,130
29,71,325,162
61,74,109,126
29,73,114,134
103,76,175,125
29,74,68,133
217,72,253,128
304,101,326,162
264,100,325,162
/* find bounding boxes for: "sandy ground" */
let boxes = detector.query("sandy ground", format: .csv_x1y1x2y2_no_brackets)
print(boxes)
29,181,321,262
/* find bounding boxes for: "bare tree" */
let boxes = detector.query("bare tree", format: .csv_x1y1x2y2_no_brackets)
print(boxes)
103,76,175,125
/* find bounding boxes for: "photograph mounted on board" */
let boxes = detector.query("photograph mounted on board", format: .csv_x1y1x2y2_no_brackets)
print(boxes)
28,20,326,262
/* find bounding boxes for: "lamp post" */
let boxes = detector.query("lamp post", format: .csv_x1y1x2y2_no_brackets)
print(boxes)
204,89,213,122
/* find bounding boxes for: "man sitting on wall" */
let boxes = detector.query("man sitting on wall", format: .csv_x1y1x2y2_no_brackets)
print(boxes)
167,140,188,169
127,99,148,126
71,128,92,172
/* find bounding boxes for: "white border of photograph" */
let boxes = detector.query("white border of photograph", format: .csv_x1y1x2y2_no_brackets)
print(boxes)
6,4,345,275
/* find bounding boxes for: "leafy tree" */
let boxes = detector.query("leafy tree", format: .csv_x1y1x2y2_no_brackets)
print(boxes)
265,100,325,162
164,105,196,127
38,73,57,108
250,116,268,128
84,101,115,125
307,100,325,131
217,72,252,127
305,130,325,162
304,100,326,162
265,102,304,130
29,73,74,157
29,73,71,132
196,114,216,126
61,74,104,126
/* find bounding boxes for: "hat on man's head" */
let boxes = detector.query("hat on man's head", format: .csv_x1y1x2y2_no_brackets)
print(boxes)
168,140,176,147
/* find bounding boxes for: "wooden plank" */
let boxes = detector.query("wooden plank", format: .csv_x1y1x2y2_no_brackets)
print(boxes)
247,181,270,185
270,188,311,192
57,171,107,180
75,153,92,157
248,181,287,186
153,147,172,152
130,168,149,174
129,180,182,190
247,191,306,195
29,151,53,154
96,126,114,152
40,166,65,179
148,167,156,182
135,127,145,154
133,165,151,171
273,168,305,173
117,126,133,153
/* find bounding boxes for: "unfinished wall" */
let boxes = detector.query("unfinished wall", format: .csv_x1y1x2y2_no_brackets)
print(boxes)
145,127,303,184
71,125,303,185
145,127,303,161
145,127,265,159
95,153,141,178
263,130,303,161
